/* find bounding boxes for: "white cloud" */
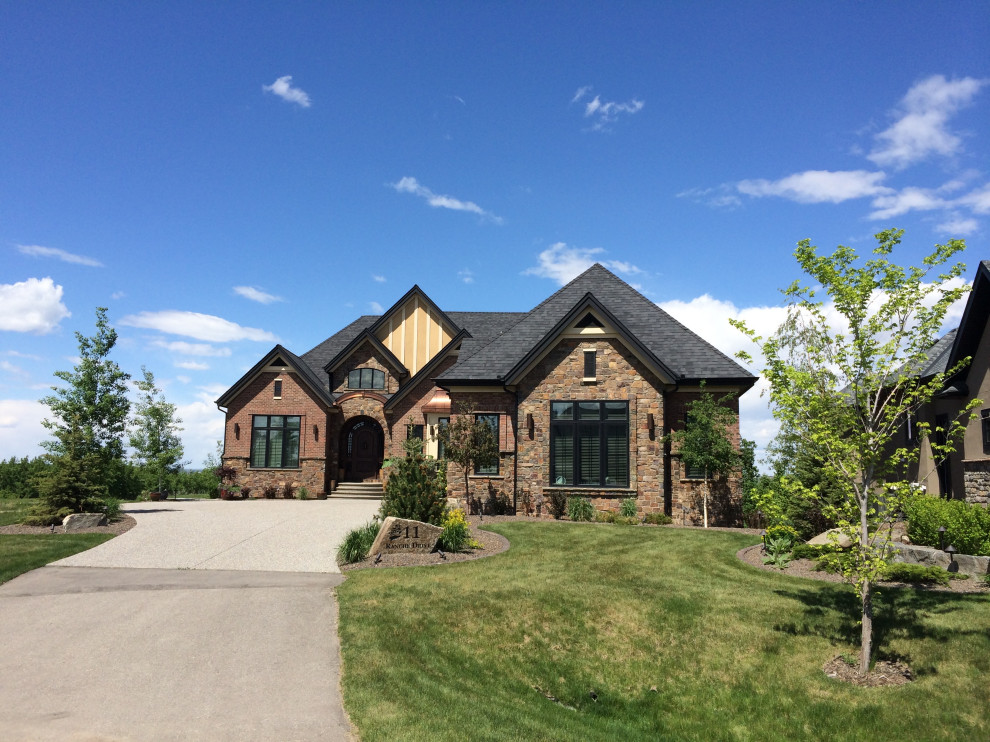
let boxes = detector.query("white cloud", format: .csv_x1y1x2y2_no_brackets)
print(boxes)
152,340,232,357
958,183,990,214
372,275,387,283
737,170,892,204
175,360,209,371
111,291,126,300
0,277,71,334
176,375,191,384
523,243,643,286
369,301,384,314
868,75,988,169
120,310,278,343
571,86,644,131
868,186,947,220
262,75,312,107
175,397,226,468
676,185,742,209
233,286,283,304
3,350,42,361
17,244,102,267
458,268,474,284
0,399,48,459
0,360,28,377
391,176,503,223
936,217,979,236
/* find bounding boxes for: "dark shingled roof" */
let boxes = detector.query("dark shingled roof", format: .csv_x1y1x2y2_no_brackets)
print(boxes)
437,263,755,386
913,329,958,377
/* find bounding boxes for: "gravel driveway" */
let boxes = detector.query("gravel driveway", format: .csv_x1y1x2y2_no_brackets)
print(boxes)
52,498,382,573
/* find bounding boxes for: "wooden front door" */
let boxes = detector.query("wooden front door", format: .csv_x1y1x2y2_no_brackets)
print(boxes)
351,425,380,481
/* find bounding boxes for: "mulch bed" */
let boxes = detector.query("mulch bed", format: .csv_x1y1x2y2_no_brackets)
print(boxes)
737,543,989,594
823,655,914,687
0,515,137,536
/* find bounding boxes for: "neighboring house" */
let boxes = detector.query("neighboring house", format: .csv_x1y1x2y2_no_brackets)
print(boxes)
216,264,757,523
900,260,990,507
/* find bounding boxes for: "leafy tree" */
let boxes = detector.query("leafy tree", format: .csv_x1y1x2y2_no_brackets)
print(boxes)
732,229,975,675
380,438,447,525
40,307,130,481
436,410,499,509
129,366,185,493
670,383,741,528
0,456,49,498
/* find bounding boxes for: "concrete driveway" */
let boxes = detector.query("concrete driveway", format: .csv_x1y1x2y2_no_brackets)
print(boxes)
53,497,381,573
0,497,382,741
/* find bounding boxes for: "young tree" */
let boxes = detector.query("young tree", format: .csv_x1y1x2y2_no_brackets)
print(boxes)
30,417,107,523
380,437,447,525
40,307,130,479
436,410,499,509
670,383,741,528
732,229,974,675
129,366,185,493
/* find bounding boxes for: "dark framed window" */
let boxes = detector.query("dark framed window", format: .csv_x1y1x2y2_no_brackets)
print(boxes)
583,349,597,378
348,368,385,390
474,414,499,475
251,415,300,468
273,379,282,399
550,401,628,487
407,423,424,441
982,410,990,454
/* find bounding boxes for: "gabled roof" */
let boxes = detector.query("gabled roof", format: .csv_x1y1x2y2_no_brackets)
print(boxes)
367,284,461,337
322,329,408,379
946,260,990,376
383,329,470,411
437,263,756,388
216,344,334,408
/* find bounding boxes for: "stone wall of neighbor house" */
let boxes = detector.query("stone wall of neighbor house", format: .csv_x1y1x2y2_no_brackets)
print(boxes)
332,345,400,395
514,337,666,518
962,460,990,506
222,371,331,495
444,390,517,509
666,389,743,526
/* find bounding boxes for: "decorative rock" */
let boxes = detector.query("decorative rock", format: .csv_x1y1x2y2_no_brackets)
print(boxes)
369,517,443,556
893,543,989,576
62,513,108,532
807,529,853,549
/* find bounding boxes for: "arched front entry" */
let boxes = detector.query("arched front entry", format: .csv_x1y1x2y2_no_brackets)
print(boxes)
340,416,384,482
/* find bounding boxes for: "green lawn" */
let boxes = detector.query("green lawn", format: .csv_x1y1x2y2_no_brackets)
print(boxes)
0,498,117,584
337,522,990,742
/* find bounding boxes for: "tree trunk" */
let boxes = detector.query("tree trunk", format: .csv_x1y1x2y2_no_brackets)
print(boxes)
860,578,873,675
703,477,709,528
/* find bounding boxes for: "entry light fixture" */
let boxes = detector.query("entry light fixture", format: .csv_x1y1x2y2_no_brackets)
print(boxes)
647,413,655,438
938,525,947,551
313,424,319,441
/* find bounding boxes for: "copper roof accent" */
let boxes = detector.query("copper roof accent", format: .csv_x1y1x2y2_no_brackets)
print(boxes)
422,388,451,413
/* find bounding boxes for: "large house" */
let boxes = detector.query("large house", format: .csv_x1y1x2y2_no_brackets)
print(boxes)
216,264,757,522
901,260,990,507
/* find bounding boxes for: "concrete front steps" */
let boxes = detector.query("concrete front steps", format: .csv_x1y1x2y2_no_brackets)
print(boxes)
331,482,384,500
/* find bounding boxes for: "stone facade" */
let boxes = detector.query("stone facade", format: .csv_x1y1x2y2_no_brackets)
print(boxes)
962,460,990,506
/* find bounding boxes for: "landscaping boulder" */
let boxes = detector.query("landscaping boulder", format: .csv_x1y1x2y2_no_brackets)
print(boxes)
370,517,443,556
62,513,108,532
807,529,853,549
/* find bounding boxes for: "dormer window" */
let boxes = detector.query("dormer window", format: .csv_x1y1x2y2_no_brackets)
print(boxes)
348,368,385,390
273,379,282,399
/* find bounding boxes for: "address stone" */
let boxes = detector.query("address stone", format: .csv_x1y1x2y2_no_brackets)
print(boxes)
370,517,443,556
62,513,108,532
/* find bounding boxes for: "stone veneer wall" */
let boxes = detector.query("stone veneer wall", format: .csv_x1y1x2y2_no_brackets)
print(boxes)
515,338,665,518
222,371,331,495
331,345,400,395
444,390,517,509
962,460,990,506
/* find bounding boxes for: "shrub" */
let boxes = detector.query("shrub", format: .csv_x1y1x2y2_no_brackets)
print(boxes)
103,497,121,521
438,508,472,552
337,520,381,564
567,496,594,522
380,439,447,525
262,484,278,499
297,486,309,500
643,512,672,525
595,510,617,524
240,486,252,499
548,490,567,520
905,495,990,556
282,482,295,499
762,536,793,568
880,562,956,586
790,542,838,560
619,498,638,518
766,524,800,549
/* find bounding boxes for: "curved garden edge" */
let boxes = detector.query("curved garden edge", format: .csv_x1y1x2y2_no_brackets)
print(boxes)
0,514,137,536
736,543,990,594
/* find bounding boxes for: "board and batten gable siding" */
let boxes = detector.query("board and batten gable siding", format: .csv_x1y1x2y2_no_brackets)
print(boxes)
375,294,455,377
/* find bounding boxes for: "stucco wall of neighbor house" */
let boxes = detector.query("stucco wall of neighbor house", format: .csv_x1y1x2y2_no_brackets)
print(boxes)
665,387,743,526
222,371,331,495
443,390,517,510
331,344,400,395
962,319,990,461
514,337,666,518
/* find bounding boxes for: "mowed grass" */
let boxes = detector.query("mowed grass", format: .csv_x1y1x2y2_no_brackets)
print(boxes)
337,522,990,742
0,498,116,584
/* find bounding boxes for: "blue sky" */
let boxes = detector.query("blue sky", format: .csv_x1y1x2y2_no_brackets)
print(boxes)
2,1,988,467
